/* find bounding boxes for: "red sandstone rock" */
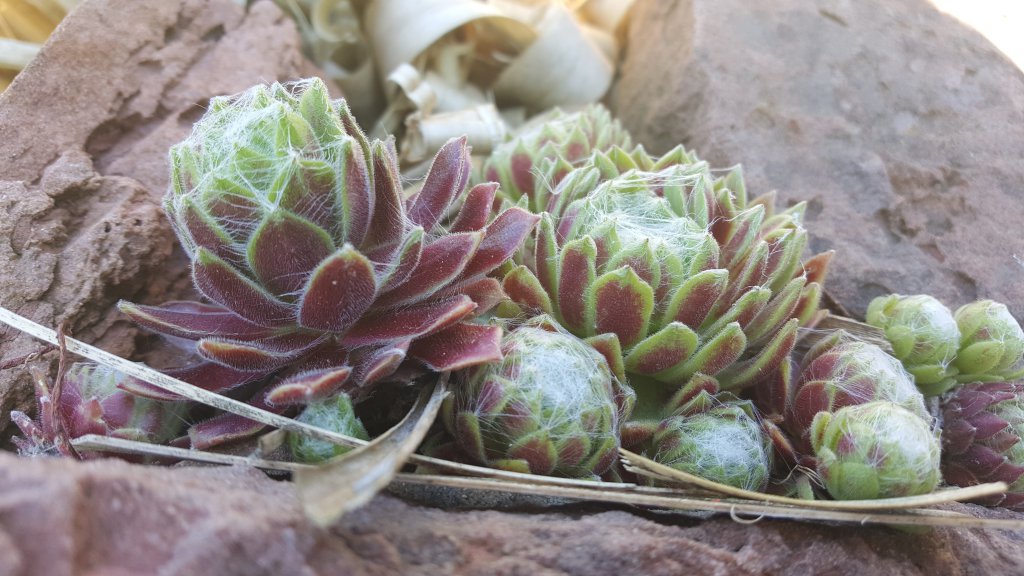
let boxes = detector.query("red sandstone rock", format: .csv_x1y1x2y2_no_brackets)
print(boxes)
610,0,1024,320
0,453,1021,575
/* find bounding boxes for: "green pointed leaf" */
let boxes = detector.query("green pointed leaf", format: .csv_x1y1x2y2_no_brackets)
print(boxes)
624,322,699,376
557,236,598,334
658,322,747,382
661,269,728,330
503,266,553,315
585,266,654,348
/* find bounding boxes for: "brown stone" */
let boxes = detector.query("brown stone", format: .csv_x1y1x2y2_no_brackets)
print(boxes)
0,0,323,431
610,0,1024,320
0,453,1021,575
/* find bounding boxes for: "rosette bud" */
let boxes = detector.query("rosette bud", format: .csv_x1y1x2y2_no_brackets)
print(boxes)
954,300,1024,383
442,317,634,478
866,294,960,395
788,332,930,451
941,381,1024,509
288,392,369,463
651,392,772,491
811,401,941,500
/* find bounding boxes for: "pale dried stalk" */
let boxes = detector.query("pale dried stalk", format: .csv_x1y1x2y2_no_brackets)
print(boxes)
69,434,1024,531
0,38,40,70
622,448,1008,511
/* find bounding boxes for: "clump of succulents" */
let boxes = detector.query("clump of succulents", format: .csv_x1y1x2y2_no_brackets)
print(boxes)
441,316,634,478
649,385,772,491
941,381,1024,509
502,146,831,407
787,331,930,451
12,363,186,458
866,294,960,395
480,105,634,213
953,300,1024,383
288,392,369,463
115,78,538,448
810,401,941,500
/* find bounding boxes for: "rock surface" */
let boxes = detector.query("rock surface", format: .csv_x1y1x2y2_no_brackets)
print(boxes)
0,452,1018,575
610,0,1024,320
0,0,322,430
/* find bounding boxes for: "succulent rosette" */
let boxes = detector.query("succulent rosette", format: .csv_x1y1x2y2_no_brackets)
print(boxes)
288,392,369,463
787,332,930,451
441,317,634,478
953,300,1024,383
810,401,941,500
866,294,960,395
941,381,1024,508
12,364,186,457
117,78,538,448
650,390,772,491
480,105,634,213
503,149,830,401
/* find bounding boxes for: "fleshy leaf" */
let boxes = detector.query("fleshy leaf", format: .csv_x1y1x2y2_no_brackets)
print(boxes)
451,182,499,233
408,136,470,231
247,211,336,297
409,323,503,371
298,245,378,333
192,248,294,327
377,232,483,306
341,296,477,348
460,207,539,279
557,236,598,333
586,267,654,348
503,266,553,315
265,366,353,406
198,333,324,372
625,323,699,376
118,300,274,341
661,269,728,330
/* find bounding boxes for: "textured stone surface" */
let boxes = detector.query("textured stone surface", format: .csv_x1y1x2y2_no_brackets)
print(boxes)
0,453,1019,575
0,0,322,431
609,0,1024,320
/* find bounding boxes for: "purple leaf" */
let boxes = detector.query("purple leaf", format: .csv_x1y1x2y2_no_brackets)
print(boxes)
376,232,482,307
265,366,353,406
193,248,295,327
189,393,284,450
450,182,498,233
298,245,378,333
197,332,325,372
407,137,471,231
363,139,405,252
586,267,654,349
341,295,477,348
408,322,503,371
118,300,274,341
117,361,260,401
459,207,539,280
247,211,336,297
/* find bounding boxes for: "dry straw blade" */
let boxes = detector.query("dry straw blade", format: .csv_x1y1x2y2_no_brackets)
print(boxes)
70,435,1024,531
294,376,447,526
621,448,1008,511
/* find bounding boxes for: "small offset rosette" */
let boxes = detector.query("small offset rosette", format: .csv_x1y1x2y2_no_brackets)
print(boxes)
442,316,634,478
650,390,773,492
810,401,941,500
941,381,1024,509
866,294,960,395
953,300,1024,383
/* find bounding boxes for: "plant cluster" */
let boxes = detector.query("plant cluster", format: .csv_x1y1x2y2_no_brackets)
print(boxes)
12,78,1024,508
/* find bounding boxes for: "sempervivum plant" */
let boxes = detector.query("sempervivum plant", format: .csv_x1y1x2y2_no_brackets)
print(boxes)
941,381,1024,509
118,78,538,448
649,388,773,491
480,105,634,213
953,300,1024,383
866,294,960,396
810,401,941,500
503,150,830,401
12,364,186,457
787,332,930,452
441,316,634,478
